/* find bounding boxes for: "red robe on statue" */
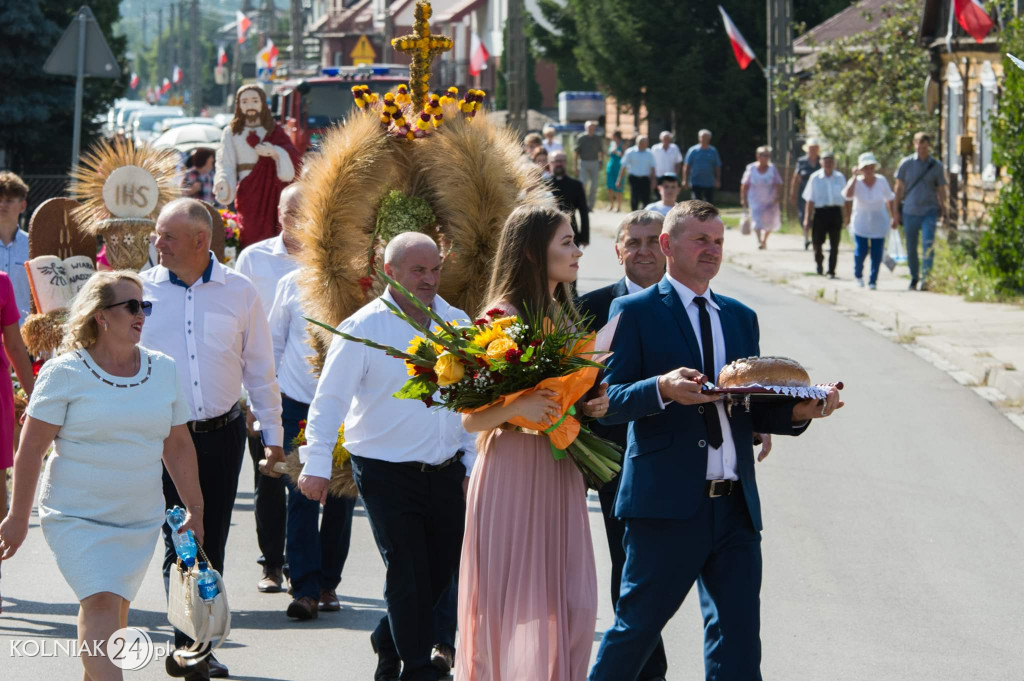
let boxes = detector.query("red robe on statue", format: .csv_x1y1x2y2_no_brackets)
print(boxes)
234,126,302,249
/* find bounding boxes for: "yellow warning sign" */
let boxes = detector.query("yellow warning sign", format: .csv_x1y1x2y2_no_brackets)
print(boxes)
351,35,376,65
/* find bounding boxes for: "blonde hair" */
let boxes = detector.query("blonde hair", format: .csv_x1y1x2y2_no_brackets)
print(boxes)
58,270,145,354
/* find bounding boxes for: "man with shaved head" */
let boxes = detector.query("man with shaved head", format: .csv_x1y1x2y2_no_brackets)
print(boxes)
298,231,476,681
142,197,284,680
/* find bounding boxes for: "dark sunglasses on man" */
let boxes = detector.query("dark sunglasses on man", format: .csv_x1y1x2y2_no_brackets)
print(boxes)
104,299,153,317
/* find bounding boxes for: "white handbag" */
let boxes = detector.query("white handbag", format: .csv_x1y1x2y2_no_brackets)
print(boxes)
167,544,232,667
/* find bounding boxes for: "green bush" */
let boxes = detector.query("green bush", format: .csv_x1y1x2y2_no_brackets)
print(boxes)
928,237,1016,303
983,19,1024,292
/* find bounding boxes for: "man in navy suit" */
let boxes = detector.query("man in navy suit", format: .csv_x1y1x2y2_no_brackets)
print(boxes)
588,200,843,681
579,209,669,681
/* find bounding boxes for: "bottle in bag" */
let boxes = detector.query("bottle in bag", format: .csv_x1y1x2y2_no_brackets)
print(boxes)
196,562,219,602
165,506,197,567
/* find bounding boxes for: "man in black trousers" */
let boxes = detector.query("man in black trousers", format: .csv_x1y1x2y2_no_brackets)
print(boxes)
578,209,669,681
550,150,591,246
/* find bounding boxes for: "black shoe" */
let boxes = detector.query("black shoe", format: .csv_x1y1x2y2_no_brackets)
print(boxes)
165,653,210,680
816,265,823,275
828,272,837,279
805,239,811,250
207,654,228,678
431,644,455,675
286,596,319,620
909,278,918,290
370,633,401,681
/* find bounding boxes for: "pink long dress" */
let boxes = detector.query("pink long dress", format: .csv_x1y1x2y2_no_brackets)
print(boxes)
455,423,598,681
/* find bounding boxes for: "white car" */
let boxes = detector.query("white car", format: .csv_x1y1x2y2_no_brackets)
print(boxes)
130,108,185,146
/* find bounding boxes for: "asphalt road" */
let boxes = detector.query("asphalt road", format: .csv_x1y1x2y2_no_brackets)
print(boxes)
2,212,1023,680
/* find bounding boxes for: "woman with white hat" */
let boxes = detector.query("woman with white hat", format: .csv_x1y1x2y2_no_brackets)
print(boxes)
790,138,822,250
843,152,897,289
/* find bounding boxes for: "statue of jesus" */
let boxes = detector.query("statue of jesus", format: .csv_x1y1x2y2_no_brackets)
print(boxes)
214,84,301,248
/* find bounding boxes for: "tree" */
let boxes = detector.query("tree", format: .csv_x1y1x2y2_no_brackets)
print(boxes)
0,1,127,172
774,0,934,170
980,18,1024,292
494,18,543,112
529,0,595,93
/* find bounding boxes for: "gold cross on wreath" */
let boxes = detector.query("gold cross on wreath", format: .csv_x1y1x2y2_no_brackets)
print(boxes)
392,1,453,109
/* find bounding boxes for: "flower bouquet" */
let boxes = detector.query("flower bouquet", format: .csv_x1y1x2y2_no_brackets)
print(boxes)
218,209,241,265
306,273,623,487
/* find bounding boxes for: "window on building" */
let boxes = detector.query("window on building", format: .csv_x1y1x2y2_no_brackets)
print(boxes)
978,61,997,183
945,62,963,173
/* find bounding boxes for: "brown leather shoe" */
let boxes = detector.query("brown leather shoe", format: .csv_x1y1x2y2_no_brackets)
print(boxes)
257,566,284,593
318,589,341,612
286,595,319,620
431,644,454,675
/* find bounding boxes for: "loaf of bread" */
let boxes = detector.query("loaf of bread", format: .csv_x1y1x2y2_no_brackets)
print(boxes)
716,356,810,388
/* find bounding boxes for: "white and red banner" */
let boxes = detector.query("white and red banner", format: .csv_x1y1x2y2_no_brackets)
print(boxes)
718,5,756,71
160,78,171,95
954,0,993,43
217,45,228,66
469,33,490,76
129,71,139,89
172,64,183,84
257,38,279,76
236,11,251,44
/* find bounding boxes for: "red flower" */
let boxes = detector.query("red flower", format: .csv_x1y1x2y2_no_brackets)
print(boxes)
421,394,435,408
298,419,307,430
505,348,523,363
485,308,506,317
358,276,374,292
530,340,542,347
32,358,45,377
474,318,488,326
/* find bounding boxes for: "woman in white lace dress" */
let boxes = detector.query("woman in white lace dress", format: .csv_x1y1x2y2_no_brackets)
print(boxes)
0,271,203,681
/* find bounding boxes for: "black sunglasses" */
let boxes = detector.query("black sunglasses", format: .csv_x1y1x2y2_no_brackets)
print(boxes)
104,299,153,317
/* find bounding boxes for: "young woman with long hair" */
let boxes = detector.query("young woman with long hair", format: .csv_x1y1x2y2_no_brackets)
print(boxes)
454,205,609,681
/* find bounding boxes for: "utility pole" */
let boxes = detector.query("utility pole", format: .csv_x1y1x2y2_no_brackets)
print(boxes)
505,0,527,134
141,0,147,46
157,7,164,87
191,0,201,115
766,0,794,166
291,0,303,72
168,3,176,81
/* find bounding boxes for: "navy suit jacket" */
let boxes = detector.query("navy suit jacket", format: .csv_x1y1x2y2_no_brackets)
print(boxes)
599,276,808,531
577,278,630,449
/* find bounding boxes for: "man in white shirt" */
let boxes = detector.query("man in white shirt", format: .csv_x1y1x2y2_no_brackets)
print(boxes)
235,184,303,595
651,131,683,178
142,198,284,680
298,232,476,681
801,151,847,278
266,262,358,621
0,172,33,324
617,135,657,211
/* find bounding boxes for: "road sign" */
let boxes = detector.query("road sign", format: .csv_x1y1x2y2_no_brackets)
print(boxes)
43,6,121,169
43,6,119,78
351,35,376,65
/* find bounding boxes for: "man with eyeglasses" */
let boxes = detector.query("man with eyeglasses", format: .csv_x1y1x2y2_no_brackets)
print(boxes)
0,172,32,325
141,197,284,681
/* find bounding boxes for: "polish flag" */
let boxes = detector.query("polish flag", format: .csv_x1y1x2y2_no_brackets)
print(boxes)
718,5,756,70
129,71,139,89
160,78,171,95
217,45,228,66
954,0,994,43
257,39,279,70
469,33,490,76
172,65,183,84
236,11,252,44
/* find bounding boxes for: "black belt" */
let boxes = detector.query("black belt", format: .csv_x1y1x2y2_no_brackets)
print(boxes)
188,402,242,434
706,479,741,498
397,450,464,473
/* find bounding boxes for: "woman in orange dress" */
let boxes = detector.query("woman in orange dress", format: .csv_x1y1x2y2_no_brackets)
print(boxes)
455,205,609,681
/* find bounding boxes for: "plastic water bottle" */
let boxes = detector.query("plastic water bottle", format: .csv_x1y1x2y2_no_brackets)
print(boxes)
196,562,219,602
165,506,197,567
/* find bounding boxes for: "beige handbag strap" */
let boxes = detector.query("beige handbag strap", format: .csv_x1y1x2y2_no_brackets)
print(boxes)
171,544,232,668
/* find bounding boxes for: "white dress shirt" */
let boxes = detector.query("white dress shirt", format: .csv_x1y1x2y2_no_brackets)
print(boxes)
801,168,847,207
140,253,284,446
235,235,298,314
625,277,645,295
299,288,477,480
660,273,739,481
268,269,317,404
651,143,683,176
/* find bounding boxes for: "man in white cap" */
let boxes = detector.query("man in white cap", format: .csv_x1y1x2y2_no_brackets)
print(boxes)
790,138,821,250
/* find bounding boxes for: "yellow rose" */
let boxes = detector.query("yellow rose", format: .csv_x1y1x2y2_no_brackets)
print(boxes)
485,337,518,361
490,316,516,329
434,353,466,386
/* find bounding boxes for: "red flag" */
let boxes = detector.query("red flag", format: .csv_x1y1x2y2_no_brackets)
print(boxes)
718,5,756,70
172,65,183,84
129,71,139,89
236,11,252,44
160,78,171,95
217,45,228,66
469,33,490,76
954,0,994,43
